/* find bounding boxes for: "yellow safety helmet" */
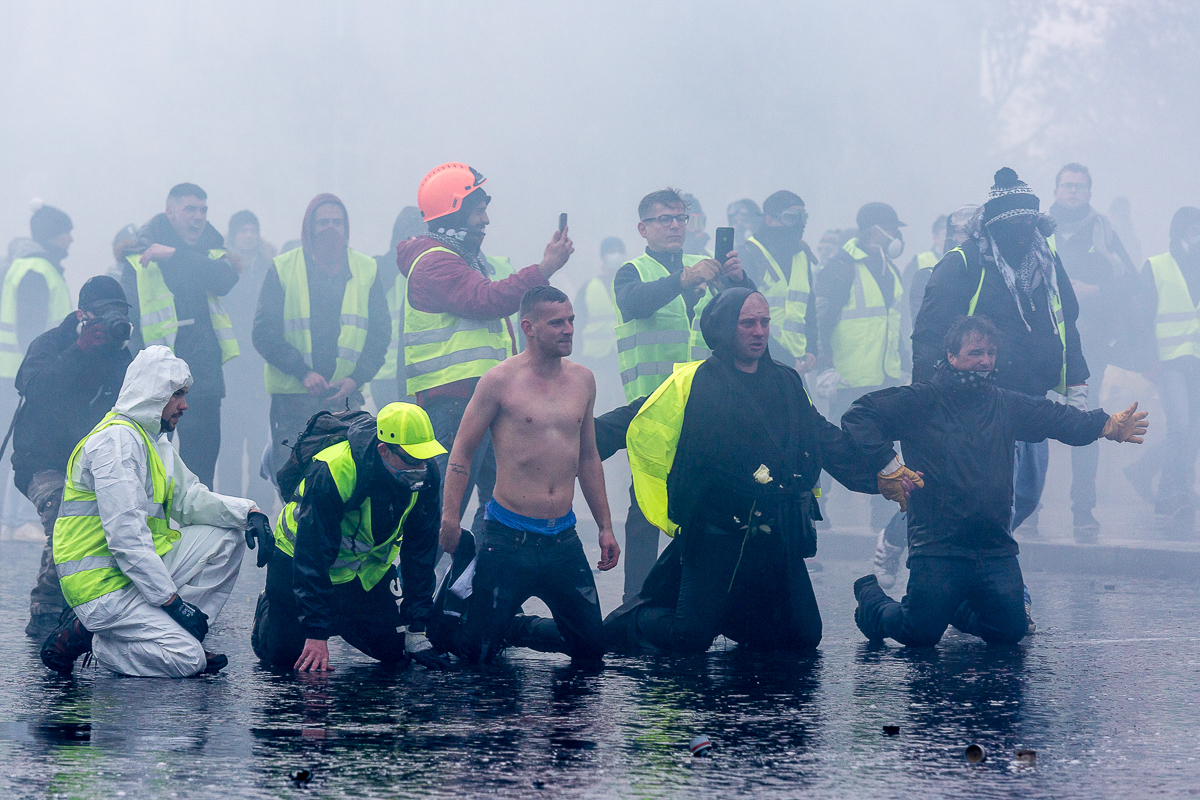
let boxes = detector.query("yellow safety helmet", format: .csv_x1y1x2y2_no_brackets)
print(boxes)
377,403,447,460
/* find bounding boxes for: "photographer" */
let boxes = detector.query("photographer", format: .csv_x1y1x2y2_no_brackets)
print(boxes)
12,276,134,638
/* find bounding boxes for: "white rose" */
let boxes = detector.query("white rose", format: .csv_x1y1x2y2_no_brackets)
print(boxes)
753,464,773,484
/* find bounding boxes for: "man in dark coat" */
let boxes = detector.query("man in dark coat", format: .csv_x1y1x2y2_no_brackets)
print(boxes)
603,288,912,654
847,315,1147,647
12,276,133,637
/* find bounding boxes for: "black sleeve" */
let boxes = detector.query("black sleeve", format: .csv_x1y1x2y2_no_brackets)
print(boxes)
1007,392,1108,445
814,258,856,370
909,268,932,325
839,385,932,470
290,464,347,640
158,249,239,298
14,322,70,397
912,252,974,383
613,261,687,320
1056,254,1090,386
398,467,441,628
808,398,894,494
595,396,647,460
347,273,391,388
252,266,312,381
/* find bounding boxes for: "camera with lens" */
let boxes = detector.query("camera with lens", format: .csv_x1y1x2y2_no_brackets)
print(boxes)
87,308,134,343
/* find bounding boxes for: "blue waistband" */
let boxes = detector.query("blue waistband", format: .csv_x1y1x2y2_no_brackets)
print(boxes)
484,499,576,535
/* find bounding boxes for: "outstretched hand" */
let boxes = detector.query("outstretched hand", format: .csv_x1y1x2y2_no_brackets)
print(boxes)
878,465,925,512
1102,401,1149,444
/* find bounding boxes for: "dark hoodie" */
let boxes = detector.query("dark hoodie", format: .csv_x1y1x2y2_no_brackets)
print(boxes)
253,195,390,390
666,288,883,540
124,214,238,398
290,415,441,639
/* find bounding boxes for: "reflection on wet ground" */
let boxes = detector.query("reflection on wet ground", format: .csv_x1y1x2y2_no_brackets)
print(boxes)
3,540,1200,799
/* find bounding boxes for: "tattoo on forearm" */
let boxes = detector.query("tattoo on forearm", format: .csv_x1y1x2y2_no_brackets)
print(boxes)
448,462,470,476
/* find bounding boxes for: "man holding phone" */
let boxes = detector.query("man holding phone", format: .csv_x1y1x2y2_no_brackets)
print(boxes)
253,194,392,499
611,187,755,601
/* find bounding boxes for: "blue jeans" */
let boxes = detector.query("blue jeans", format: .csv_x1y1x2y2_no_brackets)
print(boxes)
855,554,1027,647
1012,439,1049,530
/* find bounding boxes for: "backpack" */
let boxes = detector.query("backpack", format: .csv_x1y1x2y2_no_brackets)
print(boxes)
275,409,375,504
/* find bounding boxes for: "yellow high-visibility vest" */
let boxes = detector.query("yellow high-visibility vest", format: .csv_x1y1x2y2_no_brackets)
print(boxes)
264,247,378,394
829,239,903,388
744,236,812,358
128,251,239,364
1149,252,1200,362
0,256,71,378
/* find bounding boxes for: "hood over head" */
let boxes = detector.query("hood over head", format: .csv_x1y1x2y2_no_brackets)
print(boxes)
301,193,349,252
699,287,770,364
6,237,50,262
112,345,193,432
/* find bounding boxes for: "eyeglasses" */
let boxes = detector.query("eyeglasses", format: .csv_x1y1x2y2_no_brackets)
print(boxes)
642,214,690,226
779,208,808,227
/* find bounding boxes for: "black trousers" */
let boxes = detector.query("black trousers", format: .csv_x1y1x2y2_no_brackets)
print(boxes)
635,522,822,654
456,520,604,664
622,482,661,603
251,552,407,668
175,393,221,489
855,554,1027,647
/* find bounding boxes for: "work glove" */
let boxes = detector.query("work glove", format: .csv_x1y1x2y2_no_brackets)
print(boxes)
1102,401,1149,443
812,368,845,400
245,511,275,568
1066,384,1088,411
877,458,925,513
404,625,452,670
163,595,209,642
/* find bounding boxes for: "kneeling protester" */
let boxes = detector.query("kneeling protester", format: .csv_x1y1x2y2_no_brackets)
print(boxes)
251,402,448,671
844,315,1147,647
604,288,898,654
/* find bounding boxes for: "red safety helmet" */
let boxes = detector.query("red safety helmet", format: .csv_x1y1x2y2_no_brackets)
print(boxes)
418,163,488,222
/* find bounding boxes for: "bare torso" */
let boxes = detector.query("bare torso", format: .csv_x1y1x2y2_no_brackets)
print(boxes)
487,354,595,520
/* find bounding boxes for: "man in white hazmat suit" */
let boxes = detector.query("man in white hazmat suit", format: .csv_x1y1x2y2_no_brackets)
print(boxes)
40,345,272,677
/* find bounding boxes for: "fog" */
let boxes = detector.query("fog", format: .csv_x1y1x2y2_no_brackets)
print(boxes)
3,0,1196,297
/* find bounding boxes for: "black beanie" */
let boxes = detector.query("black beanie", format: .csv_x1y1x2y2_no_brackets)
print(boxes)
982,168,1039,225
30,205,72,244
763,190,805,219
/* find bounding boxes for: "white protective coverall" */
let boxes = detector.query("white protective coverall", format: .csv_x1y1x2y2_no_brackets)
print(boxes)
66,346,257,677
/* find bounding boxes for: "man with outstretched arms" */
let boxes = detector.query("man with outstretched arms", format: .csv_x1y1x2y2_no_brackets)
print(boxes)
441,286,620,664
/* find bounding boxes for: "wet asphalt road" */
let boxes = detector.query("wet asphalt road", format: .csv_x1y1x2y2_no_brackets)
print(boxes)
3,533,1200,800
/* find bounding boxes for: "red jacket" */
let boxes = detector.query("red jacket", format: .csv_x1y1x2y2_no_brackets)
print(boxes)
396,236,548,400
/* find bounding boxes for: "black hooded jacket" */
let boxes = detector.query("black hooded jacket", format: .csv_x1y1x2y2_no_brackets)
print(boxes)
912,236,1087,395
666,288,884,539
841,362,1109,558
291,416,440,640
123,214,239,399
10,313,132,489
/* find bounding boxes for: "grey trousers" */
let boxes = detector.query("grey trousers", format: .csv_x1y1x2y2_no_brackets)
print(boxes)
24,469,67,636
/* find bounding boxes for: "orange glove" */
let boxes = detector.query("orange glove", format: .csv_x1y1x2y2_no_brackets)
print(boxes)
878,462,925,512
1102,401,1149,443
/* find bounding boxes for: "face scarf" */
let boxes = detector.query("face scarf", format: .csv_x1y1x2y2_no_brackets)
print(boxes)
311,227,348,270
940,359,996,390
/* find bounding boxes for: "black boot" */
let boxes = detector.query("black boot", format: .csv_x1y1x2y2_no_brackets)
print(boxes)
202,651,229,674
853,574,888,642
40,611,93,675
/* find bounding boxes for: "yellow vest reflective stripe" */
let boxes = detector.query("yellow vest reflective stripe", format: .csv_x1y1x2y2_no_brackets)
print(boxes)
581,276,618,359
127,251,239,364
626,360,704,537
377,270,405,382
1149,253,1200,361
264,247,378,394
916,250,939,272
745,237,812,358
273,439,419,591
950,245,1068,394
403,247,513,396
830,239,903,388
53,413,178,607
485,255,520,336
0,256,72,378
613,253,712,402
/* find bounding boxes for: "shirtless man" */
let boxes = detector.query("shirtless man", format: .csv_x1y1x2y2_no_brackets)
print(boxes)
440,285,620,664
